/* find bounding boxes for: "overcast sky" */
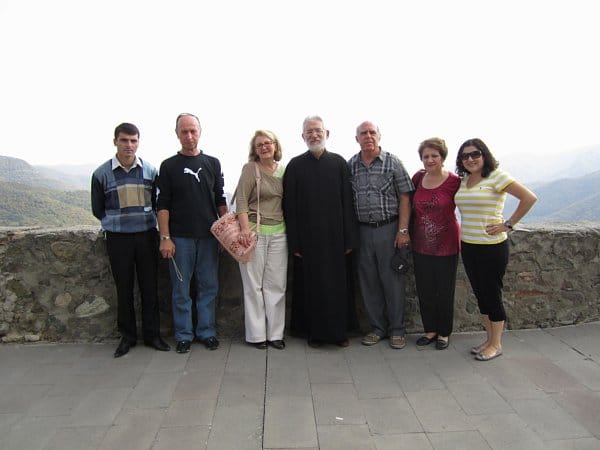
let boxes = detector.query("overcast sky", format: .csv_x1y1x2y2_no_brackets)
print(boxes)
1,0,598,190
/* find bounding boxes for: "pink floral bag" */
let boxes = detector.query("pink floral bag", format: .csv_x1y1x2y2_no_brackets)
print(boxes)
210,163,261,264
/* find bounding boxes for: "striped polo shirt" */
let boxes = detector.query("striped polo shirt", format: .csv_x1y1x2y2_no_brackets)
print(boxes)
455,168,515,244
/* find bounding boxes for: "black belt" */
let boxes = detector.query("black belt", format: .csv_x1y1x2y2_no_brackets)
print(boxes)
359,216,398,228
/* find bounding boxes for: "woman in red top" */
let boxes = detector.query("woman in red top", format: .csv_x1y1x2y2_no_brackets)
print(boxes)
410,138,461,350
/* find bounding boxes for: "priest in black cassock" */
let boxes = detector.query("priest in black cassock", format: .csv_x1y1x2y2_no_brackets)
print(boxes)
283,115,359,347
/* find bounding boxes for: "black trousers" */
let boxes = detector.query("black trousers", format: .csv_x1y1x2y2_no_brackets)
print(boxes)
461,240,509,322
105,229,160,341
413,252,458,337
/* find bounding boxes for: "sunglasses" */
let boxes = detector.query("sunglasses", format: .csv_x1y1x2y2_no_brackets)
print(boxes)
461,150,483,161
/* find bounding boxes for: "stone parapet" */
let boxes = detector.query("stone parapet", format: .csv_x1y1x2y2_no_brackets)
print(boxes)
1,224,598,342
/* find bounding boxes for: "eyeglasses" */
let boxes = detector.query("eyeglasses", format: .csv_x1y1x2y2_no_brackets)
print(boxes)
461,150,483,161
255,141,274,149
303,128,325,136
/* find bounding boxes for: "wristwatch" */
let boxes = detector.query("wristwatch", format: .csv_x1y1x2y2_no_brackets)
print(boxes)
160,235,171,241
398,228,409,235
503,220,513,230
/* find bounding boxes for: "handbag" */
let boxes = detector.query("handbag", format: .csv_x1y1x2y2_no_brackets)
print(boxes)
211,163,261,263
391,247,411,274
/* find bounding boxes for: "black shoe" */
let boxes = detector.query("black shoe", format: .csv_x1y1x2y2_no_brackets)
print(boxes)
250,341,267,349
307,339,322,348
114,338,136,358
336,339,350,348
416,335,437,347
435,338,449,350
203,336,219,350
144,337,171,352
268,340,285,350
176,340,191,354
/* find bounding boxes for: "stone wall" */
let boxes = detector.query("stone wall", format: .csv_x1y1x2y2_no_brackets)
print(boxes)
0,224,598,343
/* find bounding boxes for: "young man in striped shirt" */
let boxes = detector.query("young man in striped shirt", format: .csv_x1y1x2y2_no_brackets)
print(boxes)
91,122,170,357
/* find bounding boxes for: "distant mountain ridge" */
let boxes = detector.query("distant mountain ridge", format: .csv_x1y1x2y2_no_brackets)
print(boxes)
1,152,600,226
0,156,96,226
501,145,600,185
519,170,600,222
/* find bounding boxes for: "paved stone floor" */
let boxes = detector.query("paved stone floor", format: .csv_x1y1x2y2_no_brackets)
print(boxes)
1,322,599,450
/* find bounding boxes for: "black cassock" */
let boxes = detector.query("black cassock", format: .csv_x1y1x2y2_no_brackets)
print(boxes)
283,150,359,342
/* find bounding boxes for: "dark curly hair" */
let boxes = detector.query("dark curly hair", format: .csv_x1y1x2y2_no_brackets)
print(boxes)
455,138,499,178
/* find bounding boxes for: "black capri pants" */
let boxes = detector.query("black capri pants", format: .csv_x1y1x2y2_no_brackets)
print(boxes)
460,240,509,322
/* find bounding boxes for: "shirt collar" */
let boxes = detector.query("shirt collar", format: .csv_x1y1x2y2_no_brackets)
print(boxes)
112,156,142,172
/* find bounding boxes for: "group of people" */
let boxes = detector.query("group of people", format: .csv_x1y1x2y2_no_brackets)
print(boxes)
91,114,537,362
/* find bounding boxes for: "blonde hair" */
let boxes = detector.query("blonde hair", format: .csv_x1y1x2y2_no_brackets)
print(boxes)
248,130,282,162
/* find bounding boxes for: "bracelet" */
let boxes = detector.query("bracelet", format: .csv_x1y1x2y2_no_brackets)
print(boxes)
160,235,171,241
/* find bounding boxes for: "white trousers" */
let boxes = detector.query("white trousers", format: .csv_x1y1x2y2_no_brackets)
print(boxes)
239,232,288,342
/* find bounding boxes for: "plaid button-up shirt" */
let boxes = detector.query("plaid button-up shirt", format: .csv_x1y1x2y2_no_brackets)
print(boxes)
348,149,414,223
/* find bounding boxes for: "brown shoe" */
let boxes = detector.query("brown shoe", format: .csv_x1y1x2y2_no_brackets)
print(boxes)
389,336,406,349
336,339,350,347
361,333,381,346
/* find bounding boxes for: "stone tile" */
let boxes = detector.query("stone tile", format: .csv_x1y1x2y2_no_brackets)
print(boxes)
144,348,190,373
312,383,365,425
469,413,547,450
446,381,513,415
0,413,23,449
345,347,404,399
0,384,52,413
47,373,103,396
552,358,600,392
263,396,317,449
547,323,600,360
512,328,578,360
267,347,311,397
44,425,109,450
307,352,353,384
223,339,267,376
551,389,600,439
427,430,491,450
207,402,264,450
316,424,375,450
94,367,146,389
4,416,67,450
361,397,422,434
37,343,87,364
0,365,29,384
97,408,164,450
124,372,179,409
509,397,592,440
26,393,85,417
474,359,548,400
423,348,483,385
373,433,433,450
511,355,585,393
544,437,600,450
161,399,216,427
173,370,222,401
388,355,445,392
184,341,229,373
217,372,266,406
19,363,74,385
405,390,473,433
153,425,210,450
68,388,131,426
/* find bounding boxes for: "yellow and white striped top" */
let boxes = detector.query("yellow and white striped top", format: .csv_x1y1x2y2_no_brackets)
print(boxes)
455,169,515,245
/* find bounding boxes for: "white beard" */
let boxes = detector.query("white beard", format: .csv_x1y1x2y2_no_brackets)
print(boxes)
307,139,326,153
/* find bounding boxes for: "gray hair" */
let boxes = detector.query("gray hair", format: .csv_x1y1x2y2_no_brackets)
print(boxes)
302,114,326,132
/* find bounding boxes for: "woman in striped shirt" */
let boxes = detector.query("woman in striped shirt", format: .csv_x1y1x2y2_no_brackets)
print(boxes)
455,138,537,361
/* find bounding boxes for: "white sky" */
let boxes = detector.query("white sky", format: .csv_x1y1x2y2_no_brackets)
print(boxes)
1,0,598,190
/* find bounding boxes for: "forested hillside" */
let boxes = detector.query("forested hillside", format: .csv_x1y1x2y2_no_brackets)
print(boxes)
0,182,96,227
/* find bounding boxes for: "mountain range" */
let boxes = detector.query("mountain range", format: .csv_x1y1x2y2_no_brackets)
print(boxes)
1,149,599,227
